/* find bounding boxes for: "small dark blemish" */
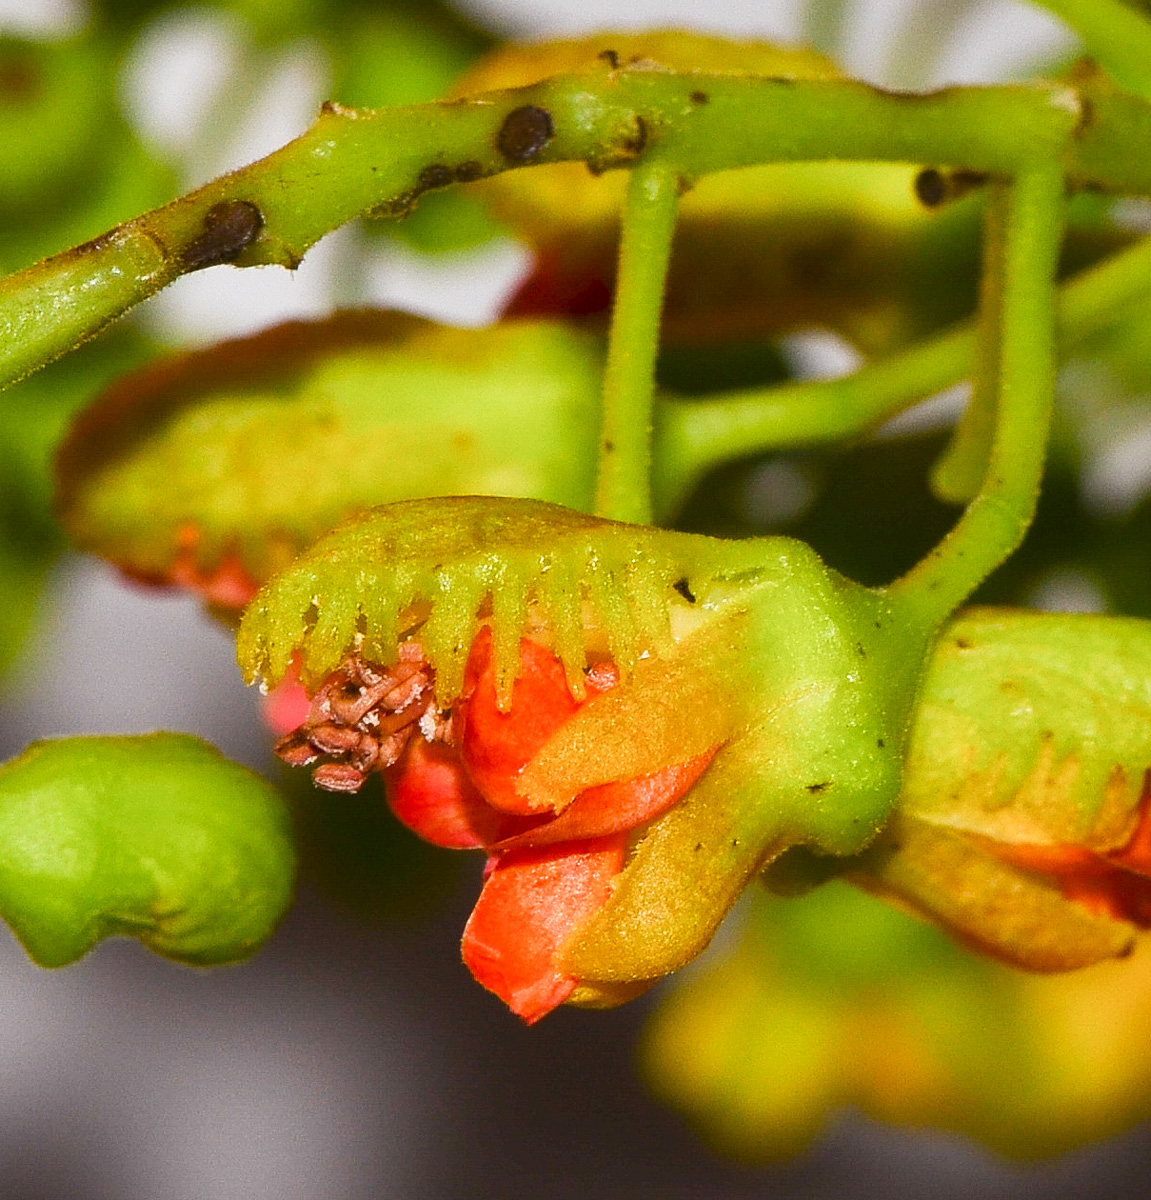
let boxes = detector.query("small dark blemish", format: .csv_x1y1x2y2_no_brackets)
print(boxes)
624,114,648,156
806,781,831,794
182,200,263,272
915,167,988,209
673,578,696,604
877,739,885,749
455,160,484,183
731,839,739,848
915,168,948,208
1075,95,1096,138
1119,939,1136,958
604,439,615,452
598,49,620,69
855,642,866,658
418,164,455,189
689,90,709,105
955,638,973,650
694,842,703,852
497,104,555,163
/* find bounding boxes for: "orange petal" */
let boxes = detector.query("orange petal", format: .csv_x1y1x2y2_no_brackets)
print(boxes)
385,738,527,850
459,627,616,815
495,749,716,851
461,834,627,1023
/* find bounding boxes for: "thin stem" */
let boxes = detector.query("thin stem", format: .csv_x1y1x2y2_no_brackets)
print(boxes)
652,224,1151,517
1033,0,1151,104
929,177,1007,504
595,159,680,525
889,160,1066,631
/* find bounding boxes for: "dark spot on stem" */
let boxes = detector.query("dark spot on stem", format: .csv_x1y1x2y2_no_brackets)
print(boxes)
806,781,831,794
624,114,648,155
915,168,948,207
689,90,709,105
598,49,620,69
673,578,696,604
418,164,455,189
182,200,263,271
497,105,554,163
915,167,988,208
1075,94,1096,138
455,160,484,182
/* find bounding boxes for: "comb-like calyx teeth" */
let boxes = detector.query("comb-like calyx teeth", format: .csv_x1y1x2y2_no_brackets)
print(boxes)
237,496,766,709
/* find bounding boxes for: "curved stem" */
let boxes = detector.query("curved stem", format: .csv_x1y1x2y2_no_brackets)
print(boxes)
652,225,1151,517
595,159,679,525
929,177,1007,504
889,160,1066,632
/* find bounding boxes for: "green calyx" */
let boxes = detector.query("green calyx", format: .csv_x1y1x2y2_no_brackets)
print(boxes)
0,734,295,968
56,314,604,593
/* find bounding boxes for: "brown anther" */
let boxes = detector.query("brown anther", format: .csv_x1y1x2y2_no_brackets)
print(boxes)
307,722,365,755
313,763,369,793
274,730,321,767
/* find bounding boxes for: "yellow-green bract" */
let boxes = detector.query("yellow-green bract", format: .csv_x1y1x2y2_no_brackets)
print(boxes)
0,734,295,968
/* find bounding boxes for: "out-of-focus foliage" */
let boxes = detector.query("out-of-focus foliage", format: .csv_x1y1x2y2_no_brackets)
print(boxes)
0,734,295,967
645,881,1151,1159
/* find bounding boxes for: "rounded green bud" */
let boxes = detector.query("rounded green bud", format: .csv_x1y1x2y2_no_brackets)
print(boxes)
0,734,295,968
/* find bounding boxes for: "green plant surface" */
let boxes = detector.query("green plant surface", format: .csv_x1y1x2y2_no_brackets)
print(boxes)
0,734,295,968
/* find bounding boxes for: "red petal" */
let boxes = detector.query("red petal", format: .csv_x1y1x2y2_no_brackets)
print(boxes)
261,667,312,736
986,784,1151,927
384,738,516,850
461,834,627,1023
458,628,616,816
495,749,716,851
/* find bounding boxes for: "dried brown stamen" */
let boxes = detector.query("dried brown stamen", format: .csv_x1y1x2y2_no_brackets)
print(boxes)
274,643,449,793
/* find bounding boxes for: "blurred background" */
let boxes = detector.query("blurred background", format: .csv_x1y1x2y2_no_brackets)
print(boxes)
7,0,1151,1196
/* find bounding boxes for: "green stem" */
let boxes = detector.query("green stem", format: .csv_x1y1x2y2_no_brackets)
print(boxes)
595,159,679,525
652,226,1151,517
0,70,1108,393
1032,0,1151,103
928,175,1007,504
889,161,1066,631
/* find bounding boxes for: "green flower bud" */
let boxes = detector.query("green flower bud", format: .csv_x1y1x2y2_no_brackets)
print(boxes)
0,734,294,968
